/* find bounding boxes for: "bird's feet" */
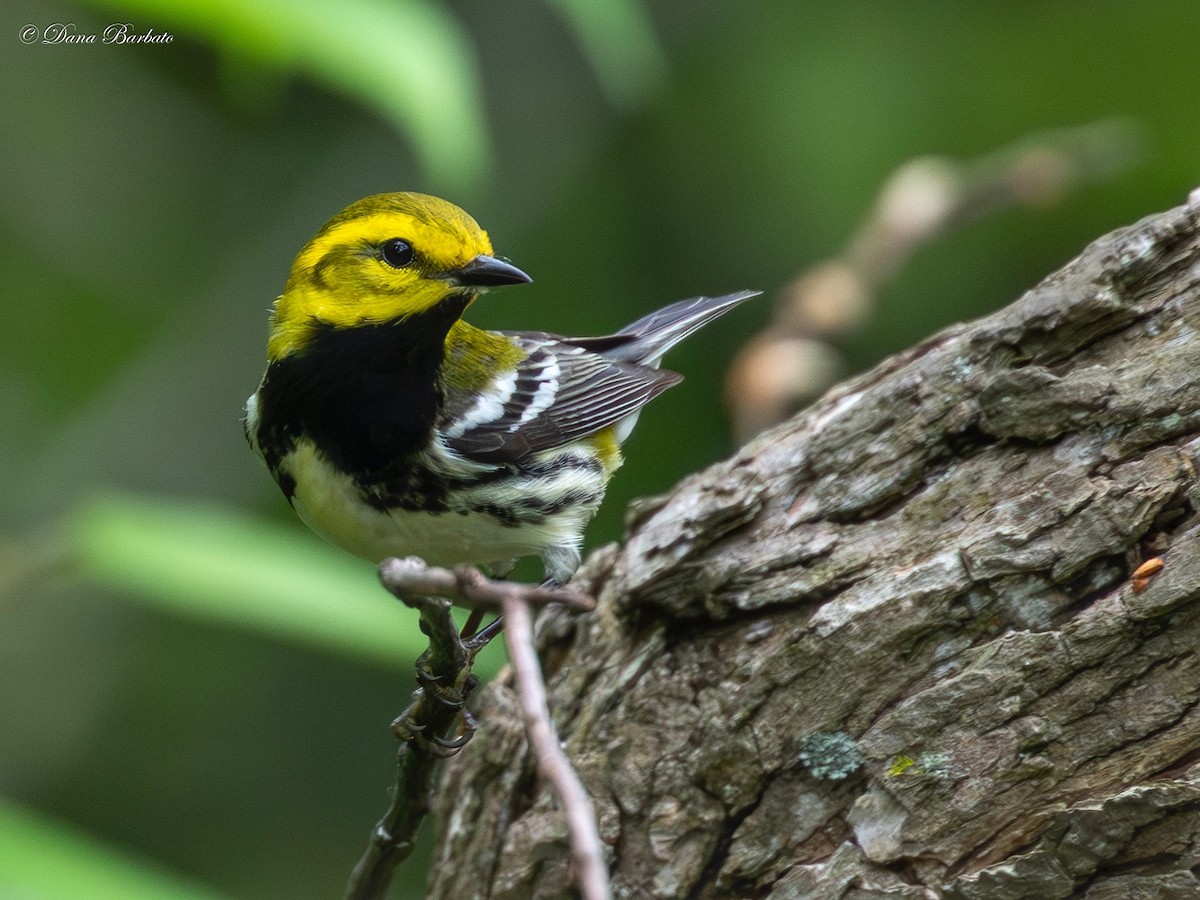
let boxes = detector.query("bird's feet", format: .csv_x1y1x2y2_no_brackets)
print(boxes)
392,654,480,755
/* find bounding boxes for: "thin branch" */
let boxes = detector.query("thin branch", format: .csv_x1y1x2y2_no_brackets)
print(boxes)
345,589,476,900
724,119,1143,441
502,595,611,900
346,560,600,900
379,556,594,612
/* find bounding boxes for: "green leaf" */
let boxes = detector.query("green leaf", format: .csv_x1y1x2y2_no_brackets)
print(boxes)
0,797,231,900
77,0,490,189
70,492,502,676
542,0,667,108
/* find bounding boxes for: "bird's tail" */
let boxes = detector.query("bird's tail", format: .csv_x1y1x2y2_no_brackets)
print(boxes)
608,290,760,366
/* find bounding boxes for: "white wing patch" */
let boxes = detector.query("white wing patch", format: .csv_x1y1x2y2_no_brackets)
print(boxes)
512,354,560,431
442,368,517,438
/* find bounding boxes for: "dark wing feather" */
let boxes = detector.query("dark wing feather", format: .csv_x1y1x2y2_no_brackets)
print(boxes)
444,293,759,465
445,339,680,465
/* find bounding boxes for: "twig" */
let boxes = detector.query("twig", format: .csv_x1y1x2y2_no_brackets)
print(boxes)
502,595,611,900
346,559,600,900
724,119,1143,441
345,591,475,900
379,556,594,612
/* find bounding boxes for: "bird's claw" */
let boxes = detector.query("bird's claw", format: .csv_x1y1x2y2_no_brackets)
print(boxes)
426,707,477,756
392,714,426,740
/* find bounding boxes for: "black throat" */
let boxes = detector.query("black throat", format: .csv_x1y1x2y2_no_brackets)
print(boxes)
253,295,469,481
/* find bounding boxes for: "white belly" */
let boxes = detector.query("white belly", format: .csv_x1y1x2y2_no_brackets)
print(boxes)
282,440,597,570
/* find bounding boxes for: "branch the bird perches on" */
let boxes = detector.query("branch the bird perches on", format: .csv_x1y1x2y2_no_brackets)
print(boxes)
345,560,606,900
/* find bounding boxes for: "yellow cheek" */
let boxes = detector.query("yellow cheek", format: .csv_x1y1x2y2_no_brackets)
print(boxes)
266,275,456,360
267,316,309,361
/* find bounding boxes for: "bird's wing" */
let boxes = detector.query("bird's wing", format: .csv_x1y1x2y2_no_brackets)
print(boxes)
441,335,680,464
591,291,760,364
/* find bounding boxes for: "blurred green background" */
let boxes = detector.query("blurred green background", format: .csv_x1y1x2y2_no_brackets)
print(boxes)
2,0,1198,897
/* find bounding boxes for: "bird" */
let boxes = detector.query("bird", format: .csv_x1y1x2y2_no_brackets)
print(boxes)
244,192,757,589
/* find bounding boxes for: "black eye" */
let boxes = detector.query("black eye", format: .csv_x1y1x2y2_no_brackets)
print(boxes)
380,238,415,268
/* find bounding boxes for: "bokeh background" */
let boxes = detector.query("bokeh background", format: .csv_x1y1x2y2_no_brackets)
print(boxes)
2,0,1199,897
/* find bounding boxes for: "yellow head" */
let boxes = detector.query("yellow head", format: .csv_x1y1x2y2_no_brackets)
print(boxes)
267,192,530,360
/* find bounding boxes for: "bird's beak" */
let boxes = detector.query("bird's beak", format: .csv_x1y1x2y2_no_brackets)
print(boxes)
443,254,532,287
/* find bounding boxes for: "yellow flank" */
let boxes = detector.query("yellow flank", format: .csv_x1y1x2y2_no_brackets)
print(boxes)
591,426,624,475
267,193,496,361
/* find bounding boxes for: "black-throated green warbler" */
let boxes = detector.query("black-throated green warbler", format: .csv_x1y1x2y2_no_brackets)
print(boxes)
244,192,757,584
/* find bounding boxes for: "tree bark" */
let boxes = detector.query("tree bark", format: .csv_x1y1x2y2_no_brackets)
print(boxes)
426,193,1200,899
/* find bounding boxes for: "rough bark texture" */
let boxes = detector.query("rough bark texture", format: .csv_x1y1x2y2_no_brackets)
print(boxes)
426,194,1200,899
